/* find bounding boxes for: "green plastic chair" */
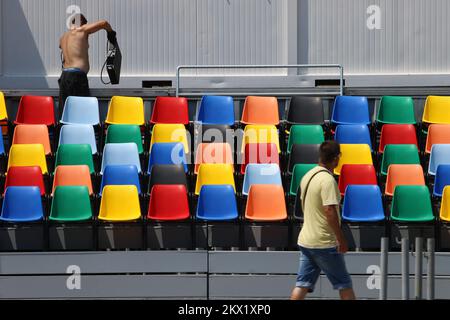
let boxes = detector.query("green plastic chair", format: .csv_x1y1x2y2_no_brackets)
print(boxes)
380,144,420,176
50,186,92,221
105,124,144,154
287,125,324,153
390,185,434,222
289,163,317,196
55,144,95,174
376,96,416,125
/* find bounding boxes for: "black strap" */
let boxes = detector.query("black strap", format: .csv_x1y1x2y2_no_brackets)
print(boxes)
301,169,331,213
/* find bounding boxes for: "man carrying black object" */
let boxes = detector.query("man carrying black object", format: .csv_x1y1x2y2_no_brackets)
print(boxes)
58,13,117,117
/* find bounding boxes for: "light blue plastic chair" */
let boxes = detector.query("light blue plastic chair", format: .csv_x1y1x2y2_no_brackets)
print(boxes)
59,124,97,154
60,96,100,125
101,143,141,174
242,163,282,196
428,144,450,176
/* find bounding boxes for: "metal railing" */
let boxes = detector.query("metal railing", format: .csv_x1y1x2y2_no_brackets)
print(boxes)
175,64,344,97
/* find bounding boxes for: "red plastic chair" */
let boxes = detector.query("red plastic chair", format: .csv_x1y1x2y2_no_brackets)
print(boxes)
14,96,55,126
4,166,46,196
338,164,378,196
147,184,190,220
240,143,279,174
378,124,418,153
150,96,189,124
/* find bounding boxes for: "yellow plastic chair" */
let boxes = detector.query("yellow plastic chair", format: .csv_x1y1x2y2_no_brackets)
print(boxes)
334,144,373,175
0,92,8,121
195,163,235,195
105,96,145,125
241,124,280,153
422,96,450,125
440,186,450,222
8,144,48,174
150,124,189,153
98,185,141,221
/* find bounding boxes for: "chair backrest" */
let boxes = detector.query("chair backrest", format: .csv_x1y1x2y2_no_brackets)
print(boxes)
439,185,450,222
0,91,8,120
290,164,317,196
196,185,238,221
147,184,190,220
5,166,45,195
288,144,320,173
105,124,144,154
15,95,55,125
378,124,418,153
50,186,92,221
195,124,233,144
8,144,48,174
194,143,233,174
331,96,370,125
433,164,450,197
105,96,145,125
98,185,141,221
287,125,324,153
242,124,280,153
196,95,235,125
150,123,189,153
428,144,450,175
245,184,287,221
101,143,141,174
0,186,43,222
342,185,385,222
241,143,280,175
58,124,97,154
380,144,420,176
422,96,450,124
425,124,450,154
195,163,235,195
242,163,282,196
55,144,94,174
337,164,377,196
60,96,100,125
148,142,188,174
335,144,373,175
0,135,5,155
241,96,279,125
334,124,372,150
286,96,324,125
12,124,51,155
100,164,141,195
377,96,416,125
385,164,425,196
148,164,187,193
52,165,93,195
150,96,189,124
390,185,434,222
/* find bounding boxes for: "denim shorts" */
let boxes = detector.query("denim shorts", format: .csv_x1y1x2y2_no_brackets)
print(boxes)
295,246,353,292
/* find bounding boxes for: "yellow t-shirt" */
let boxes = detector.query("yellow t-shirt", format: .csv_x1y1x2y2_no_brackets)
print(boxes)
297,166,341,249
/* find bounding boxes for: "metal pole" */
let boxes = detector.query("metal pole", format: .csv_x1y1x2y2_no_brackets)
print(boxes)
401,238,409,300
380,237,388,300
415,237,423,300
427,238,435,300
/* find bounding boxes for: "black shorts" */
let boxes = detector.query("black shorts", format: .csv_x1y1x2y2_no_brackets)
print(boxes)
58,69,90,118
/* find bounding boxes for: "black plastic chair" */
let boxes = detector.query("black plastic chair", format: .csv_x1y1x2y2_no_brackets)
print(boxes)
286,97,325,125
148,164,188,193
287,144,320,174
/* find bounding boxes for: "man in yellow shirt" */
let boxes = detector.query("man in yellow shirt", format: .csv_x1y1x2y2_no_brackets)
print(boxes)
290,141,356,300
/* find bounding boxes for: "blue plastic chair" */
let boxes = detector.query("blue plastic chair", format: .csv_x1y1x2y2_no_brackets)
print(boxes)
101,143,142,174
196,96,235,125
59,124,97,154
334,124,373,151
100,165,141,195
242,163,282,196
0,136,5,155
331,96,371,125
433,164,450,197
342,185,385,222
428,144,450,176
60,96,100,125
196,185,239,221
148,142,188,174
0,186,44,222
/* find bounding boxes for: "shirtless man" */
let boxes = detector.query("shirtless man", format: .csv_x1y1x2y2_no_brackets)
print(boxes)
58,13,117,117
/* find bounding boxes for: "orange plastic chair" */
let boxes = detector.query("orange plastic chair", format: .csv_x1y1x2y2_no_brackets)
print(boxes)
245,184,287,221
425,124,450,154
241,96,279,125
385,164,425,196
194,143,234,174
52,165,93,195
12,124,51,155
